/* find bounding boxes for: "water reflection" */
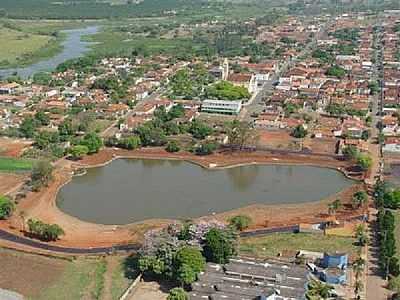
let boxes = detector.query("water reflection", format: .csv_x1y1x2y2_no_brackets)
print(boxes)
57,159,354,225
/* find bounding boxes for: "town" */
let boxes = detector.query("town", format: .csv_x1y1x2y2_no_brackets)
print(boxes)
0,1,399,300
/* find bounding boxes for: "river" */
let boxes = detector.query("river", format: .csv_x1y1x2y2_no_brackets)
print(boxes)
0,26,99,79
56,159,355,225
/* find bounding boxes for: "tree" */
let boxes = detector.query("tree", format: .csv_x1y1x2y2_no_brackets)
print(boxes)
20,117,39,138
0,196,14,219
35,111,50,126
69,145,89,160
167,288,188,300
166,141,180,153
80,132,103,154
326,65,346,78
352,191,368,209
328,199,342,215
31,160,54,191
27,218,64,241
189,120,213,140
229,215,252,231
225,120,258,151
203,228,237,264
356,153,372,171
354,224,368,246
120,136,141,150
383,190,400,209
291,125,307,138
195,142,217,156
306,279,334,300
342,145,359,160
174,246,205,285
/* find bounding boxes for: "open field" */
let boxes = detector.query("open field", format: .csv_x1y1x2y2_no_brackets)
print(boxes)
239,232,358,258
0,248,133,300
0,157,33,172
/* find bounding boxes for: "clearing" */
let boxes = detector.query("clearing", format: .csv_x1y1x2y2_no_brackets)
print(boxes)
239,232,358,258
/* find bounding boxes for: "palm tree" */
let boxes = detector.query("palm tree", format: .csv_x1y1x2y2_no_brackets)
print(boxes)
354,224,369,246
328,199,342,215
354,279,363,298
353,256,366,278
306,279,334,300
352,191,368,209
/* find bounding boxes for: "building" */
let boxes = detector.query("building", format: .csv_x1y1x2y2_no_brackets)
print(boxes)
201,99,242,115
190,258,309,300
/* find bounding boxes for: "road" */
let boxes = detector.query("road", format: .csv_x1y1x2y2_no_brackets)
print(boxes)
366,22,388,300
243,20,331,120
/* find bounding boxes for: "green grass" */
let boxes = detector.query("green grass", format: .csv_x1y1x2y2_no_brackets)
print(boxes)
0,157,33,172
92,258,107,300
111,257,134,300
34,258,102,300
239,233,358,258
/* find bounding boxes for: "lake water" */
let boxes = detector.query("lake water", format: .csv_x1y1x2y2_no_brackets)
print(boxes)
0,26,98,79
56,159,355,225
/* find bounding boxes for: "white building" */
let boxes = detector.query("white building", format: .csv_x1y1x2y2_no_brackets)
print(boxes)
201,99,242,115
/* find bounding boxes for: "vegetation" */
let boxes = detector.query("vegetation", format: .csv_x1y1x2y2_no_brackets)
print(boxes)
206,81,250,101
69,145,89,160
225,120,258,151
31,160,54,191
203,228,237,264
166,141,180,153
229,215,252,231
0,195,14,220
0,157,33,172
239,233,358,258
352,191,368,209
139,244,205,285
291,125,307,138
306,279,333,300
326,65,347,78
194,141,217,156
27,218,64,241
168,288,188,300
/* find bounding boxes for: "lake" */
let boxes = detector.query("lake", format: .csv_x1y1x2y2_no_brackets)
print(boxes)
0,26,98,79
56,159,355,225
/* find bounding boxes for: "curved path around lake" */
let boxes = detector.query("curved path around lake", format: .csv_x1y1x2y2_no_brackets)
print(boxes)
0,148,365,250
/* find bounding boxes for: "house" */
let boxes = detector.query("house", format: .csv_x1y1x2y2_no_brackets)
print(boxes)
228,73,257,94
133,99,173,115
382,115,399,136
201,99,242,115
0,82,20,95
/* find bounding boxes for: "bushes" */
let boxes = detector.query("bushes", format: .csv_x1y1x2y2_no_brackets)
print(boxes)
195,142,217,156
166,141,180,153
69,145,89,160
291,125,307,138
31,160,54,191
27,218,64,241
0,196,14,220
229,215,252,231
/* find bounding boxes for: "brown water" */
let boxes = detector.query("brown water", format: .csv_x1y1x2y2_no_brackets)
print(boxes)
56,159,354,225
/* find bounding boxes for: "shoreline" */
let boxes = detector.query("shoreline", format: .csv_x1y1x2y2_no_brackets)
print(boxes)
0,147,365,251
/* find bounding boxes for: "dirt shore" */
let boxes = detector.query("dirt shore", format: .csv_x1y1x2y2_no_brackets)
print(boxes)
0,148,363,249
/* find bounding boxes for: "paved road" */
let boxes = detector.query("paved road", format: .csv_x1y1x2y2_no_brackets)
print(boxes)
0,229,140,254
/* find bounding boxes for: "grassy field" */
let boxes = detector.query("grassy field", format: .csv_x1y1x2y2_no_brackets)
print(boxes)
0,248,134,300
239,232,358,258
0,20,88,69
0,157,33,172
0,26,54,67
